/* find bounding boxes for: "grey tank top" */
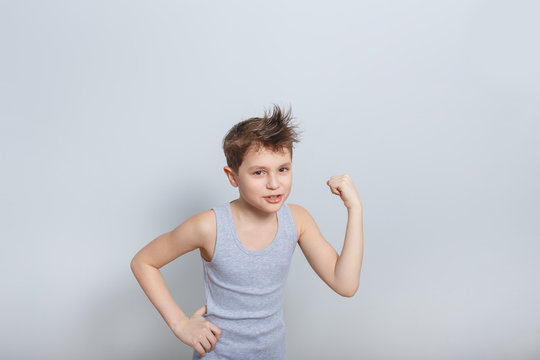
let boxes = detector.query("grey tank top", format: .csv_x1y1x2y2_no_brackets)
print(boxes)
192,202,298,360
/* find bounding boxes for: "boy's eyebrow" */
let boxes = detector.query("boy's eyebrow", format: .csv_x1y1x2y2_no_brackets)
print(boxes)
248,162,292,170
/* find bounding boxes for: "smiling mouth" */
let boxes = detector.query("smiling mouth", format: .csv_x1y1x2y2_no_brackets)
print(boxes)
264,194,282,203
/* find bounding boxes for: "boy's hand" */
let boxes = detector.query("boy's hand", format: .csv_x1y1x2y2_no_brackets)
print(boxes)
173,305,221,357
327,174,362,210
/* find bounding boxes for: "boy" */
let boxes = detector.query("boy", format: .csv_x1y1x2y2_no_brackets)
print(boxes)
130,105,364,359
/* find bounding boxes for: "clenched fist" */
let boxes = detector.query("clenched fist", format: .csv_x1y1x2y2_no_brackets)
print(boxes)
326,174,362,210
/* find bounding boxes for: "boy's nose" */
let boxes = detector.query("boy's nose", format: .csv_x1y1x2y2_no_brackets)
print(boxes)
266,175,279,190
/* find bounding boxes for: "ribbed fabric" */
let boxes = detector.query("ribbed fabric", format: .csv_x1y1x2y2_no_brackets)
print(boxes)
192,202,298,360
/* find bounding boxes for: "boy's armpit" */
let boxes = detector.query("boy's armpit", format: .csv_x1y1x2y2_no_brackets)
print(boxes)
136,210,216,269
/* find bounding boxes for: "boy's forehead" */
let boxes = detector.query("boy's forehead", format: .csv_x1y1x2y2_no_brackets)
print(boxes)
243,145,291,164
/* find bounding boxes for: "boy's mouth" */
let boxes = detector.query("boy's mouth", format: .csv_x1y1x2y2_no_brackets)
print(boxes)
264,194,282,204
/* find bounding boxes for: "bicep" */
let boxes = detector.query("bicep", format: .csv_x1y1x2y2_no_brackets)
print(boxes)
133,210,215,269
291,205,339,289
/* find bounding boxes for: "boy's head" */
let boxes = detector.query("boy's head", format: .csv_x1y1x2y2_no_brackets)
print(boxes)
223,105,300,173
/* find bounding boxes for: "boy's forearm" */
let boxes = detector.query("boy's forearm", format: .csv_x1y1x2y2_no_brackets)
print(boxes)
130,259,189,331
334,206,363,297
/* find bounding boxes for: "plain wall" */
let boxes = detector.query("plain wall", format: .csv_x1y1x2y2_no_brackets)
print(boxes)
1,0,539,359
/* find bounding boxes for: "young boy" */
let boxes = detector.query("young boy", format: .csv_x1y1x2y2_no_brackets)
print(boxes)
130,105,364,359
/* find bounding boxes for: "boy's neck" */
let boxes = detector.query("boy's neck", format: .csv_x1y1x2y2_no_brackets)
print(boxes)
230,198,278,224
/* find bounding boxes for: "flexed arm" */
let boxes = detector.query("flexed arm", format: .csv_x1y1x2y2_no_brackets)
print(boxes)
292,174,363,297
326,174,364,297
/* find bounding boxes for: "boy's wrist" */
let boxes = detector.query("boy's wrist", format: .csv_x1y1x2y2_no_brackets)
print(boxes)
169,315,190,333
346,202,363,212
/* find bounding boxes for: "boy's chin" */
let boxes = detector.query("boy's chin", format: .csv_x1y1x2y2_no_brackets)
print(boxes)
236,193,290,212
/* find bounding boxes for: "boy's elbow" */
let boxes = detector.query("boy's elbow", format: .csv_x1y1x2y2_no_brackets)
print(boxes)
338,283,359,298
130,254,143,273
130,257,138,273
340,289,357,298
130,253,159,274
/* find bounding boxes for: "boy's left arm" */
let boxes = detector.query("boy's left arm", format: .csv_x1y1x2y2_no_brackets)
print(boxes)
291,174,363,297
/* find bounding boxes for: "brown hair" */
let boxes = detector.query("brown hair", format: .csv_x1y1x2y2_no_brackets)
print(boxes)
223,104,301,172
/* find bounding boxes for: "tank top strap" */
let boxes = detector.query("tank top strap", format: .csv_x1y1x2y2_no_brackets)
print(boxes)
207,203,234,263
211,203,232,236
279,203,298,244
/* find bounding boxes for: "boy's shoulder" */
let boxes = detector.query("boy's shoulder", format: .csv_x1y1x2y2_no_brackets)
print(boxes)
287,203,308,216
188,209,216,234
287,203,317,236
176,209,217,262
171,209,216,248
287,202,313,215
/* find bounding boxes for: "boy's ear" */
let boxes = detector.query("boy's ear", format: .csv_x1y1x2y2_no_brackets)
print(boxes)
223,166,239,187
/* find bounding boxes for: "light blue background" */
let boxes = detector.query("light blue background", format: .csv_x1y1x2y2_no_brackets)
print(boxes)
1,1,539,359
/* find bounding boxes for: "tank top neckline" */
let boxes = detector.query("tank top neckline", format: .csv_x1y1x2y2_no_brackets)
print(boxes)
226,201,283,256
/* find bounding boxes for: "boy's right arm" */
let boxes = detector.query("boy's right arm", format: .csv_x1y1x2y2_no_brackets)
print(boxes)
130,210,221,357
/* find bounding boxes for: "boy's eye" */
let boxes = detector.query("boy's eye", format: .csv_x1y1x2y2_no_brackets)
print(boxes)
279,167,289,172
253,170,263,175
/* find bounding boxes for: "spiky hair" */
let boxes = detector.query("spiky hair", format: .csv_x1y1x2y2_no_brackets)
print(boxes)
223,104,301,172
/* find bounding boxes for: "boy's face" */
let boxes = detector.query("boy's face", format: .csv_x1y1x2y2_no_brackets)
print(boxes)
224,145,292,214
